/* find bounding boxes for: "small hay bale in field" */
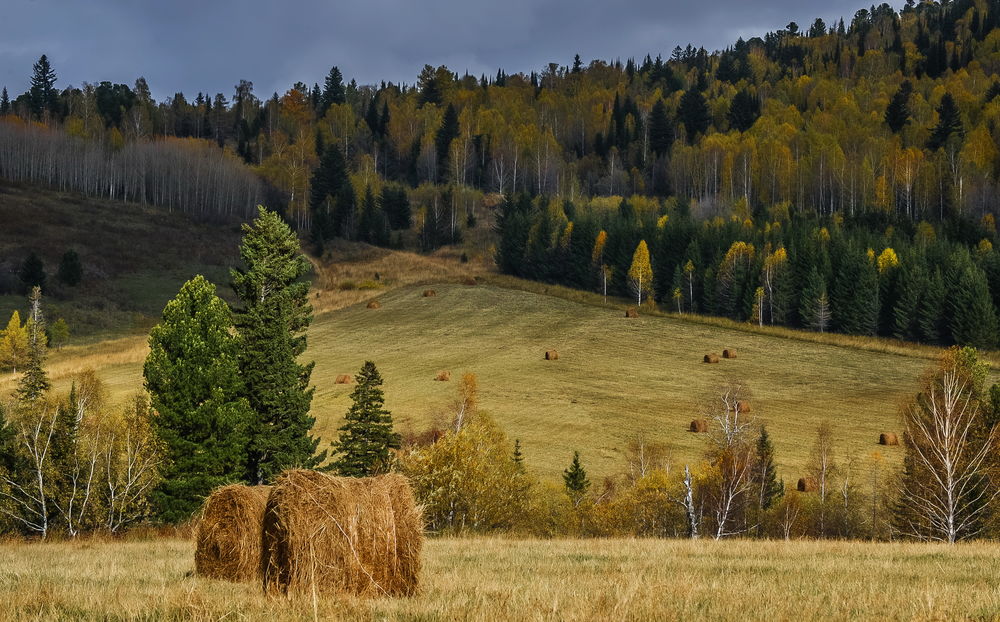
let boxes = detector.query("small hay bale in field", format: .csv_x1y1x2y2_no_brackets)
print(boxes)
366,300,382,309
625,307,639,318
194,484,272,582
704,354,720,364
434,370,451,381
335,374,353,384
736,400,751,413
690,419,708,433
260,470,422,597
722,348,737,359
797,477,818,493
544,350,559,360
463,277,478,286
423,289,437,297
879,433,899,446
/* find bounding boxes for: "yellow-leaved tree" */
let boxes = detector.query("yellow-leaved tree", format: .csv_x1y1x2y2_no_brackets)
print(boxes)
628,240,654,306
0,310,28,372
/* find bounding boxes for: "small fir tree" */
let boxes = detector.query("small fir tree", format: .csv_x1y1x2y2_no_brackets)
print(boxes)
563,451,591,500
332,361,399,477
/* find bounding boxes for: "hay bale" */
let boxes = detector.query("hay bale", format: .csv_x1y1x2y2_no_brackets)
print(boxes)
463,277,478,286
704,354,720,364
366,300,382,309
434,370,451,381
797,477,818,493
690,419,708,433
625,307,639,318
422,290,437,297
544,350,559,360
879,432,899,446
260,470,422,597
194,484,272,582
335,374,353,384
736,400,751,413
722,348,737,359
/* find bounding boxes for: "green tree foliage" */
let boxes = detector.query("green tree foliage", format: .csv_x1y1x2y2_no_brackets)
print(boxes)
332,361,399,477
648,99,673,157
309,144,350,244
48,318,69,350
144,276,250,522
678,88,711,144
17,287,50,404
435,103,460,182
728,89,761,132
19,253,46,292
231,207,322,484
885,80,913,134
56,250,82,287
29,54,57,118
320,66,345,114
563,451,591,501
927,93,964,150
754,426,783,512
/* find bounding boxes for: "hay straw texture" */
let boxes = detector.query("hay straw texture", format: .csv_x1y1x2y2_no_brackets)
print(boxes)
422,290,437,297
434,371,451,381
690,419,708,433
879,433,899,446
736,400,752,413
723,349,737,359
335,374,353,384
545,350,559,360
260,470,423,598
463,277,478,286
704,354,720,364
625,307,639,318
367,300,382,309
797,477,818,492
195,485,273,582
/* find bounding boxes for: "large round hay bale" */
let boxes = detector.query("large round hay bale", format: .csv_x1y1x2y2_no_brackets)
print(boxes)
335,374,353,384
722,349,737,359
194,484,272,582
797,477,818,493
367,300,382,309
879,433,899,446
545,350,559,360
423,289,437,297
463,277,478,286
704,354,720,364
625,307,639,318
260,470,422,597
736,400,751,413
434,370,451,381
690,419,708,433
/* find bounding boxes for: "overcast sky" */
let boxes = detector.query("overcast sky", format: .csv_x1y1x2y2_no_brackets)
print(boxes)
1,0,901,101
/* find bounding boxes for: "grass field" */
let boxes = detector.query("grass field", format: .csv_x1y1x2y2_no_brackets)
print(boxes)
1,536,999,621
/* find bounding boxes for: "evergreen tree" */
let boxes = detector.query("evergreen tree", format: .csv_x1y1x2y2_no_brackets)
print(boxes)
16,287,50,404
563,451,590,499
56,250,82,286
29,54,58,119
799,266,826,331
333,180,357,240
926,93,964,150
885,80,913,134
831,249,878,335
308,144,350,243
435,103,460,183
893,260,927,341
144,276,250,522
381,185,412,230
949,265,999,349
918,268,947,343
678,88,711,144
331,361,399,477
648,99,674,157
728,89,761,132
0,87,9,115
512,439,525,470
19,252,46,292
231,207,322,484
320,66,345,114
754,426,783,511
48,318,70,350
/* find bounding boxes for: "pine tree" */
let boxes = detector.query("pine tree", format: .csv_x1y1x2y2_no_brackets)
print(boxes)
918,268,947,343
927,93,964,150
893,260,927,341
728,89,761,132
19,252,46,292
0,87,10,115
678,88,711,144
649,99,673,157
754,426,783,511
56,250,82,286
512,439,525,470
0,311,28,372
231,207,322,484
308,144,350,244
885,80,913,134
320,66,345,114
949,265,999,349
17,287,50,404
332,361,399,477
29,54,57,119
563,451,590,500
799,266,826,331
144,276,250,522
435,103,460,183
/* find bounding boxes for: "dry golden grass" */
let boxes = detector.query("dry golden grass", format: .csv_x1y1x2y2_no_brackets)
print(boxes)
2,536,1000,621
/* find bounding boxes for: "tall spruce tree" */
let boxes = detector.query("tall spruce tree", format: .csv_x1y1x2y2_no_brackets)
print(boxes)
0,87,9,115
885,80,913,134
563,451,590,500
649,99,674,157
331,361,399,476
29,54,57,119
754,426,783,511
320,66,345,114
231,207,322,484
678,88,711,144
728,89,761,132
435,103,460,183
927,93,964,150
19,252,46,292
309,144,350,244
17,287,49,404
144,276,250,522
949,264,999,349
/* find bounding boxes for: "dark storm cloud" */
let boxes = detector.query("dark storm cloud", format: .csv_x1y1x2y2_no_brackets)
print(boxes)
0,0,899,100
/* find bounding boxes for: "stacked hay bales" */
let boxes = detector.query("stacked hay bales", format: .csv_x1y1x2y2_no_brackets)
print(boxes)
690,419,708,433
366,300,382,309
422,289,437,297
434,370,451,381
722,349,737,359
195,485,272,582
704,354,720,364
797,477,818,492
335,374,353,384
879,433,900,446
544,350,559,360
625,307,639,318
260,470,422,597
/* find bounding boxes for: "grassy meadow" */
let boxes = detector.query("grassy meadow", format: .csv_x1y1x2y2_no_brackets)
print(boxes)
1,536,999,621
